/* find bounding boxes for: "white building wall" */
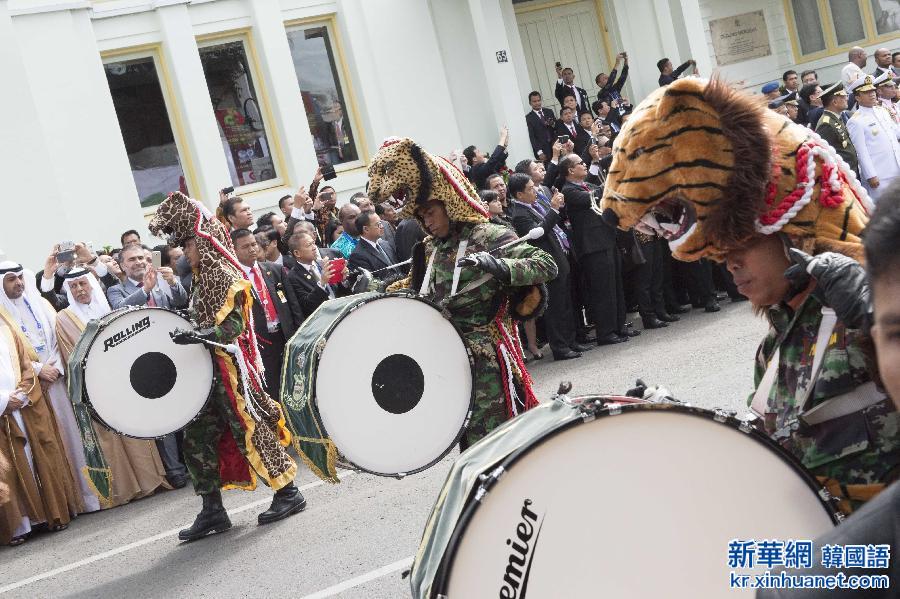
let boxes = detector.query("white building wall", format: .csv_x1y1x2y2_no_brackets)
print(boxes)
2,1,147,267
698,0,897,90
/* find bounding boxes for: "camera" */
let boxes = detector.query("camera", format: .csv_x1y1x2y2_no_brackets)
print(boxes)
57,241,76,263
557,135,570,144
321,164,337,181
221,186,234,196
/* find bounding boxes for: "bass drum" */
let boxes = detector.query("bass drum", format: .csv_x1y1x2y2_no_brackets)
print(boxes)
282,292,473,478
411,398,843,598
77,307,213,438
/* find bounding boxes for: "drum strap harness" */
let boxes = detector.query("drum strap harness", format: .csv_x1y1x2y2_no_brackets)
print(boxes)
419,240,492,307
751,306,886,438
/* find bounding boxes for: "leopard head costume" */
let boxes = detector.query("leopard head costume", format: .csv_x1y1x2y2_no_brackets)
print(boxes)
600,77,873,262
367,137,489,225
148,191,250,328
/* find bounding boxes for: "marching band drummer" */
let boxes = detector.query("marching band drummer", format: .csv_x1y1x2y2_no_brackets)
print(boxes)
369,138,558,448
149,192,309,542
55,267,171,507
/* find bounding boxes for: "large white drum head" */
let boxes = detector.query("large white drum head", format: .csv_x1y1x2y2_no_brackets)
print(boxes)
315,296,472,475
84,309,213,438
446,409,836,598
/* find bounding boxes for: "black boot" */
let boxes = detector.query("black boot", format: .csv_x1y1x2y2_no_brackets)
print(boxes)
656,311,680,323
258,483,307,525
641,314,669,329
178,490,231,542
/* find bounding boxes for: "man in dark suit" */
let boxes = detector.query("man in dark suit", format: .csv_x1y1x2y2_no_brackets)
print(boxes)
508,173,590,360
525,91,556,162
657,57,695,86
596,52,629,106
554,107,580,148
394,217,426,263
284,231,348,321
573,111,595,157
348,211,398,275
871,47,892,78
231,229,300,399
463,127,510,190
555,64,590,114
324,102,357,164
558,153,631,345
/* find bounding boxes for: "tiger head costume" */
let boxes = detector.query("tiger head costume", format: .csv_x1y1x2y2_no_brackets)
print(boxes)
600,77,873,262
148,191,250,328
367,137,489,225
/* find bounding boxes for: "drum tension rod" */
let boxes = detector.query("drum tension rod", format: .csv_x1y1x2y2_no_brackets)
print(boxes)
474,465,507,503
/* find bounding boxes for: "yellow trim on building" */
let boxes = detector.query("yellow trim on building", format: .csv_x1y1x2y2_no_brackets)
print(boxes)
783,0,898,62
100,44,200,217
284,14,370,171
196,28,290,195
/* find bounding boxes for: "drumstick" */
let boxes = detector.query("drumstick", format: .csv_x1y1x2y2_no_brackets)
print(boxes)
457,227,545,267
369,258,412,275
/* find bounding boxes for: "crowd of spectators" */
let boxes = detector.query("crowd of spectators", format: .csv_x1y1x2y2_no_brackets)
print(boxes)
3,44,897,547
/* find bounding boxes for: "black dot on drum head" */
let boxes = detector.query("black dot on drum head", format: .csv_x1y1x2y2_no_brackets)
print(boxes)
371,354,424,415
130,352,177,399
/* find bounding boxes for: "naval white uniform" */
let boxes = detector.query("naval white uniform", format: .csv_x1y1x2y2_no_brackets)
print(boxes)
846,104,900,202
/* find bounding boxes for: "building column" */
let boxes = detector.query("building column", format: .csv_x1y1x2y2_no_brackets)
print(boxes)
246,0,320,196
466,0,531,163
673,0,712,78
338,0,461,156
1,0,146,265
156,1,232,209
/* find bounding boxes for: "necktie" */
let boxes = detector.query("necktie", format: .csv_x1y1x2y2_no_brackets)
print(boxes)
251,267,278,323
569,124,576,137
375,242,390,264
532,195,569,252
570,85,579,106
146,288,157,307
335,122,344,159
312,264,335,299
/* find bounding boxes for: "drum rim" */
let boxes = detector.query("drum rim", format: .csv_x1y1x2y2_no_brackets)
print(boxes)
81,306,213,440
311,292,476,478
430,399,844,596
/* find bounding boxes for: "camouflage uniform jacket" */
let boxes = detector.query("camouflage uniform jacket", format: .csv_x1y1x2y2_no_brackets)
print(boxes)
752,294,899,487
421,222,557,357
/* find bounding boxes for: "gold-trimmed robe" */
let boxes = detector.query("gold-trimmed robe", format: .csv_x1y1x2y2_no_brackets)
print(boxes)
56,309,170,507
0,319,82,544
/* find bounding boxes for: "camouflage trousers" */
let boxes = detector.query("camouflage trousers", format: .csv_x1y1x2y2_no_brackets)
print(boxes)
183,373,295,495
462,352,522,448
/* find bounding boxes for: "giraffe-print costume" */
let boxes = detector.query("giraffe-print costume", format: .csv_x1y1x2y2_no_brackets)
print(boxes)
149,192,299,493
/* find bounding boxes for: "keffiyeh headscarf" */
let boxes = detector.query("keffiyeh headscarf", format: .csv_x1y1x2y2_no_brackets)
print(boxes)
62,267,111,324
0,262,58,363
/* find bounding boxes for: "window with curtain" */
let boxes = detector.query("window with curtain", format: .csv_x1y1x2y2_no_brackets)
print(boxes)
104,56,187,208
791,0,826,55
286,24,360,168
829,0,866,45
870,0,900,35
199,40,278,189
789,0,898,59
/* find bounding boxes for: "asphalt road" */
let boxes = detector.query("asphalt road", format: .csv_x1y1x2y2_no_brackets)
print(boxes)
1,302,767,598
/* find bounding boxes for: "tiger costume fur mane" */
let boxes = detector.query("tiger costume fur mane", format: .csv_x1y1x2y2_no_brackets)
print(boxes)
600,77,873,262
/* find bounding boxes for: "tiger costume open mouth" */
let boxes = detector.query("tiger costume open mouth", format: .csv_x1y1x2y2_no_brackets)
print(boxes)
634,197,698,247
